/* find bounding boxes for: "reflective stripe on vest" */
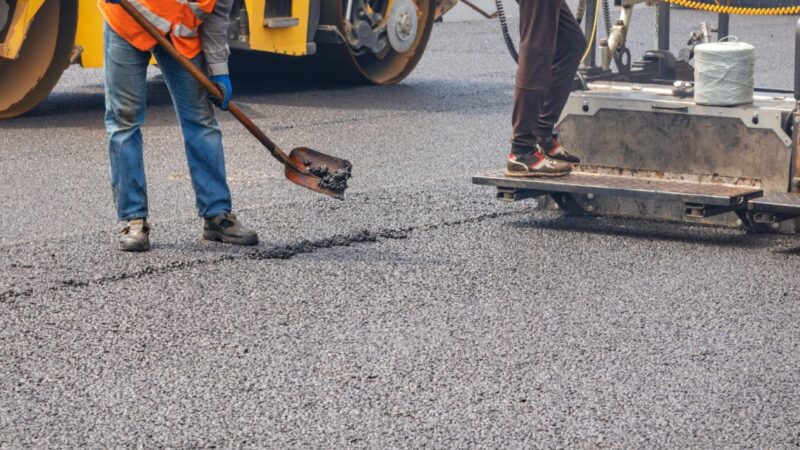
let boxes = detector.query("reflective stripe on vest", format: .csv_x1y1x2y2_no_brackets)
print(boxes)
99,0,216,59
128,0,172,33
178,0,211,21
173,24,198,38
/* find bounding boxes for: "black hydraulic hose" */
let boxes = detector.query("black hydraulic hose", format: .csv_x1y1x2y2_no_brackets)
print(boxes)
602,0,611,37
495,0,518,63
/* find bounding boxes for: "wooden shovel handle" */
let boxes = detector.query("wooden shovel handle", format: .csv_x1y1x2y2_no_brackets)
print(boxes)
117,0,296,169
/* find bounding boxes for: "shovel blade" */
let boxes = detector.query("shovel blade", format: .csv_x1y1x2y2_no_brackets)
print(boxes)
286,147,353,199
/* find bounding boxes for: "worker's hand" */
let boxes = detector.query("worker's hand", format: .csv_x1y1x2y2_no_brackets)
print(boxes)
209,74,232,111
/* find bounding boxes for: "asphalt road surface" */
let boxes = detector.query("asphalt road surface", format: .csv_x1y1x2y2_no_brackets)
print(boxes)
3,8,800,448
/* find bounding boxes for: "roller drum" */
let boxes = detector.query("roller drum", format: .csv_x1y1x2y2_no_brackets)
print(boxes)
0,0,78,119
314,0,435,84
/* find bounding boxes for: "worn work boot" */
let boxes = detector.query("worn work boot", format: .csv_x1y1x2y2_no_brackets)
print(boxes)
203,212,259,246
540,137,581,164
118,218,150,252
506,149,572,177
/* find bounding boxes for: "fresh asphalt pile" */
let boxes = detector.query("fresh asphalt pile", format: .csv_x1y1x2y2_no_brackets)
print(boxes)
2,9,800,448
306,163,353,195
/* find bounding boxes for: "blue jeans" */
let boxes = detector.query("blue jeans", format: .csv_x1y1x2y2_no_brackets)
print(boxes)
104,26,232,221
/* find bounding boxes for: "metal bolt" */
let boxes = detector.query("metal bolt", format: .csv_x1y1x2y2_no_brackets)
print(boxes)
582,101,589,112
752,113,759,124
586,205,595,212
772,222,780,230
736,219,743,226
586,193,594,200
398,13,412,36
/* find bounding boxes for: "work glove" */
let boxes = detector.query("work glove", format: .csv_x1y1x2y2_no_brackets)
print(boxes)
209,74,232,111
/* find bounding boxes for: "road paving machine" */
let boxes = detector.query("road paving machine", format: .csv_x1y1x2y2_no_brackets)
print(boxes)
474,0,800,233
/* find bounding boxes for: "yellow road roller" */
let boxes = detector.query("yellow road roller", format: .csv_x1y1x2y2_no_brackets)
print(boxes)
0,0,456,119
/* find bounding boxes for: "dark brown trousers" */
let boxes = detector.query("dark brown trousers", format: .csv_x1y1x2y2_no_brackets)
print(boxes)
512,0,587,151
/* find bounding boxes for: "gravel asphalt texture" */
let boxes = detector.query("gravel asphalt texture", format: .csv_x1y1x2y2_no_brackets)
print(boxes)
3,7,800,448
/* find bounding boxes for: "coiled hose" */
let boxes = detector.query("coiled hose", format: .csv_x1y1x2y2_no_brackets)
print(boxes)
494,0,518,62
661,0,800,14
602,0,612,37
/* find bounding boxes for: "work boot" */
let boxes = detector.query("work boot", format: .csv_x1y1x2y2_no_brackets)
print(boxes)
203,212,259,246
540,137,581,164
506,148,572,177
118,218,150,252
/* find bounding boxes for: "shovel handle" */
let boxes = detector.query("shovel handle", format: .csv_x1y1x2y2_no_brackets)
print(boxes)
117,0,295,169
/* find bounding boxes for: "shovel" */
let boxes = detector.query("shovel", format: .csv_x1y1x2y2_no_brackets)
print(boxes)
117,0,352,199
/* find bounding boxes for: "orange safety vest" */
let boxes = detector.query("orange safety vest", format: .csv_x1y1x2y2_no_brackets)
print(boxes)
99,0,216,59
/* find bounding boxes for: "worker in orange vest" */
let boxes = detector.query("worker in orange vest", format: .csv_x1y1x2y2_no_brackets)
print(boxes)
100,0,258,252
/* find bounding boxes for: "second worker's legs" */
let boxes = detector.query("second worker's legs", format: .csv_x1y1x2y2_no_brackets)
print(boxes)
536,2,587,140
506,0,571,177
511,0,562,153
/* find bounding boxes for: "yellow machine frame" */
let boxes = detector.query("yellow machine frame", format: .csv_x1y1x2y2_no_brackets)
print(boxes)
0,0,47,59
0,0,317,68
0,0,443,118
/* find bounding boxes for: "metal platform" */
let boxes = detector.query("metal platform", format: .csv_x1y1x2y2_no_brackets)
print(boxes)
473,165,763,218
549,82,793,227
748,193,800,227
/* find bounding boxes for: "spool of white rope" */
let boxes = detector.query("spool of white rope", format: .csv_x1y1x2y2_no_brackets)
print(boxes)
693,38,755,106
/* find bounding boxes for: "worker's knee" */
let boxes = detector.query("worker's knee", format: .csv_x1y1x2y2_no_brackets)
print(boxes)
107,106,143,133
105,97,145,135
517,46,554,90
193,113,222,135
179,99,219,131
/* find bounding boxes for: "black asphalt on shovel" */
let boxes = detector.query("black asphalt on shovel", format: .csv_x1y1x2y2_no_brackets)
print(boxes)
118,0,352,199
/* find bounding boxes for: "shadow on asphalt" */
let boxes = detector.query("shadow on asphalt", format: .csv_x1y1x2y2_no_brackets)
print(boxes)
0,75,508,130
776,245,800,255
0,79,175,129
508,214,790,250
